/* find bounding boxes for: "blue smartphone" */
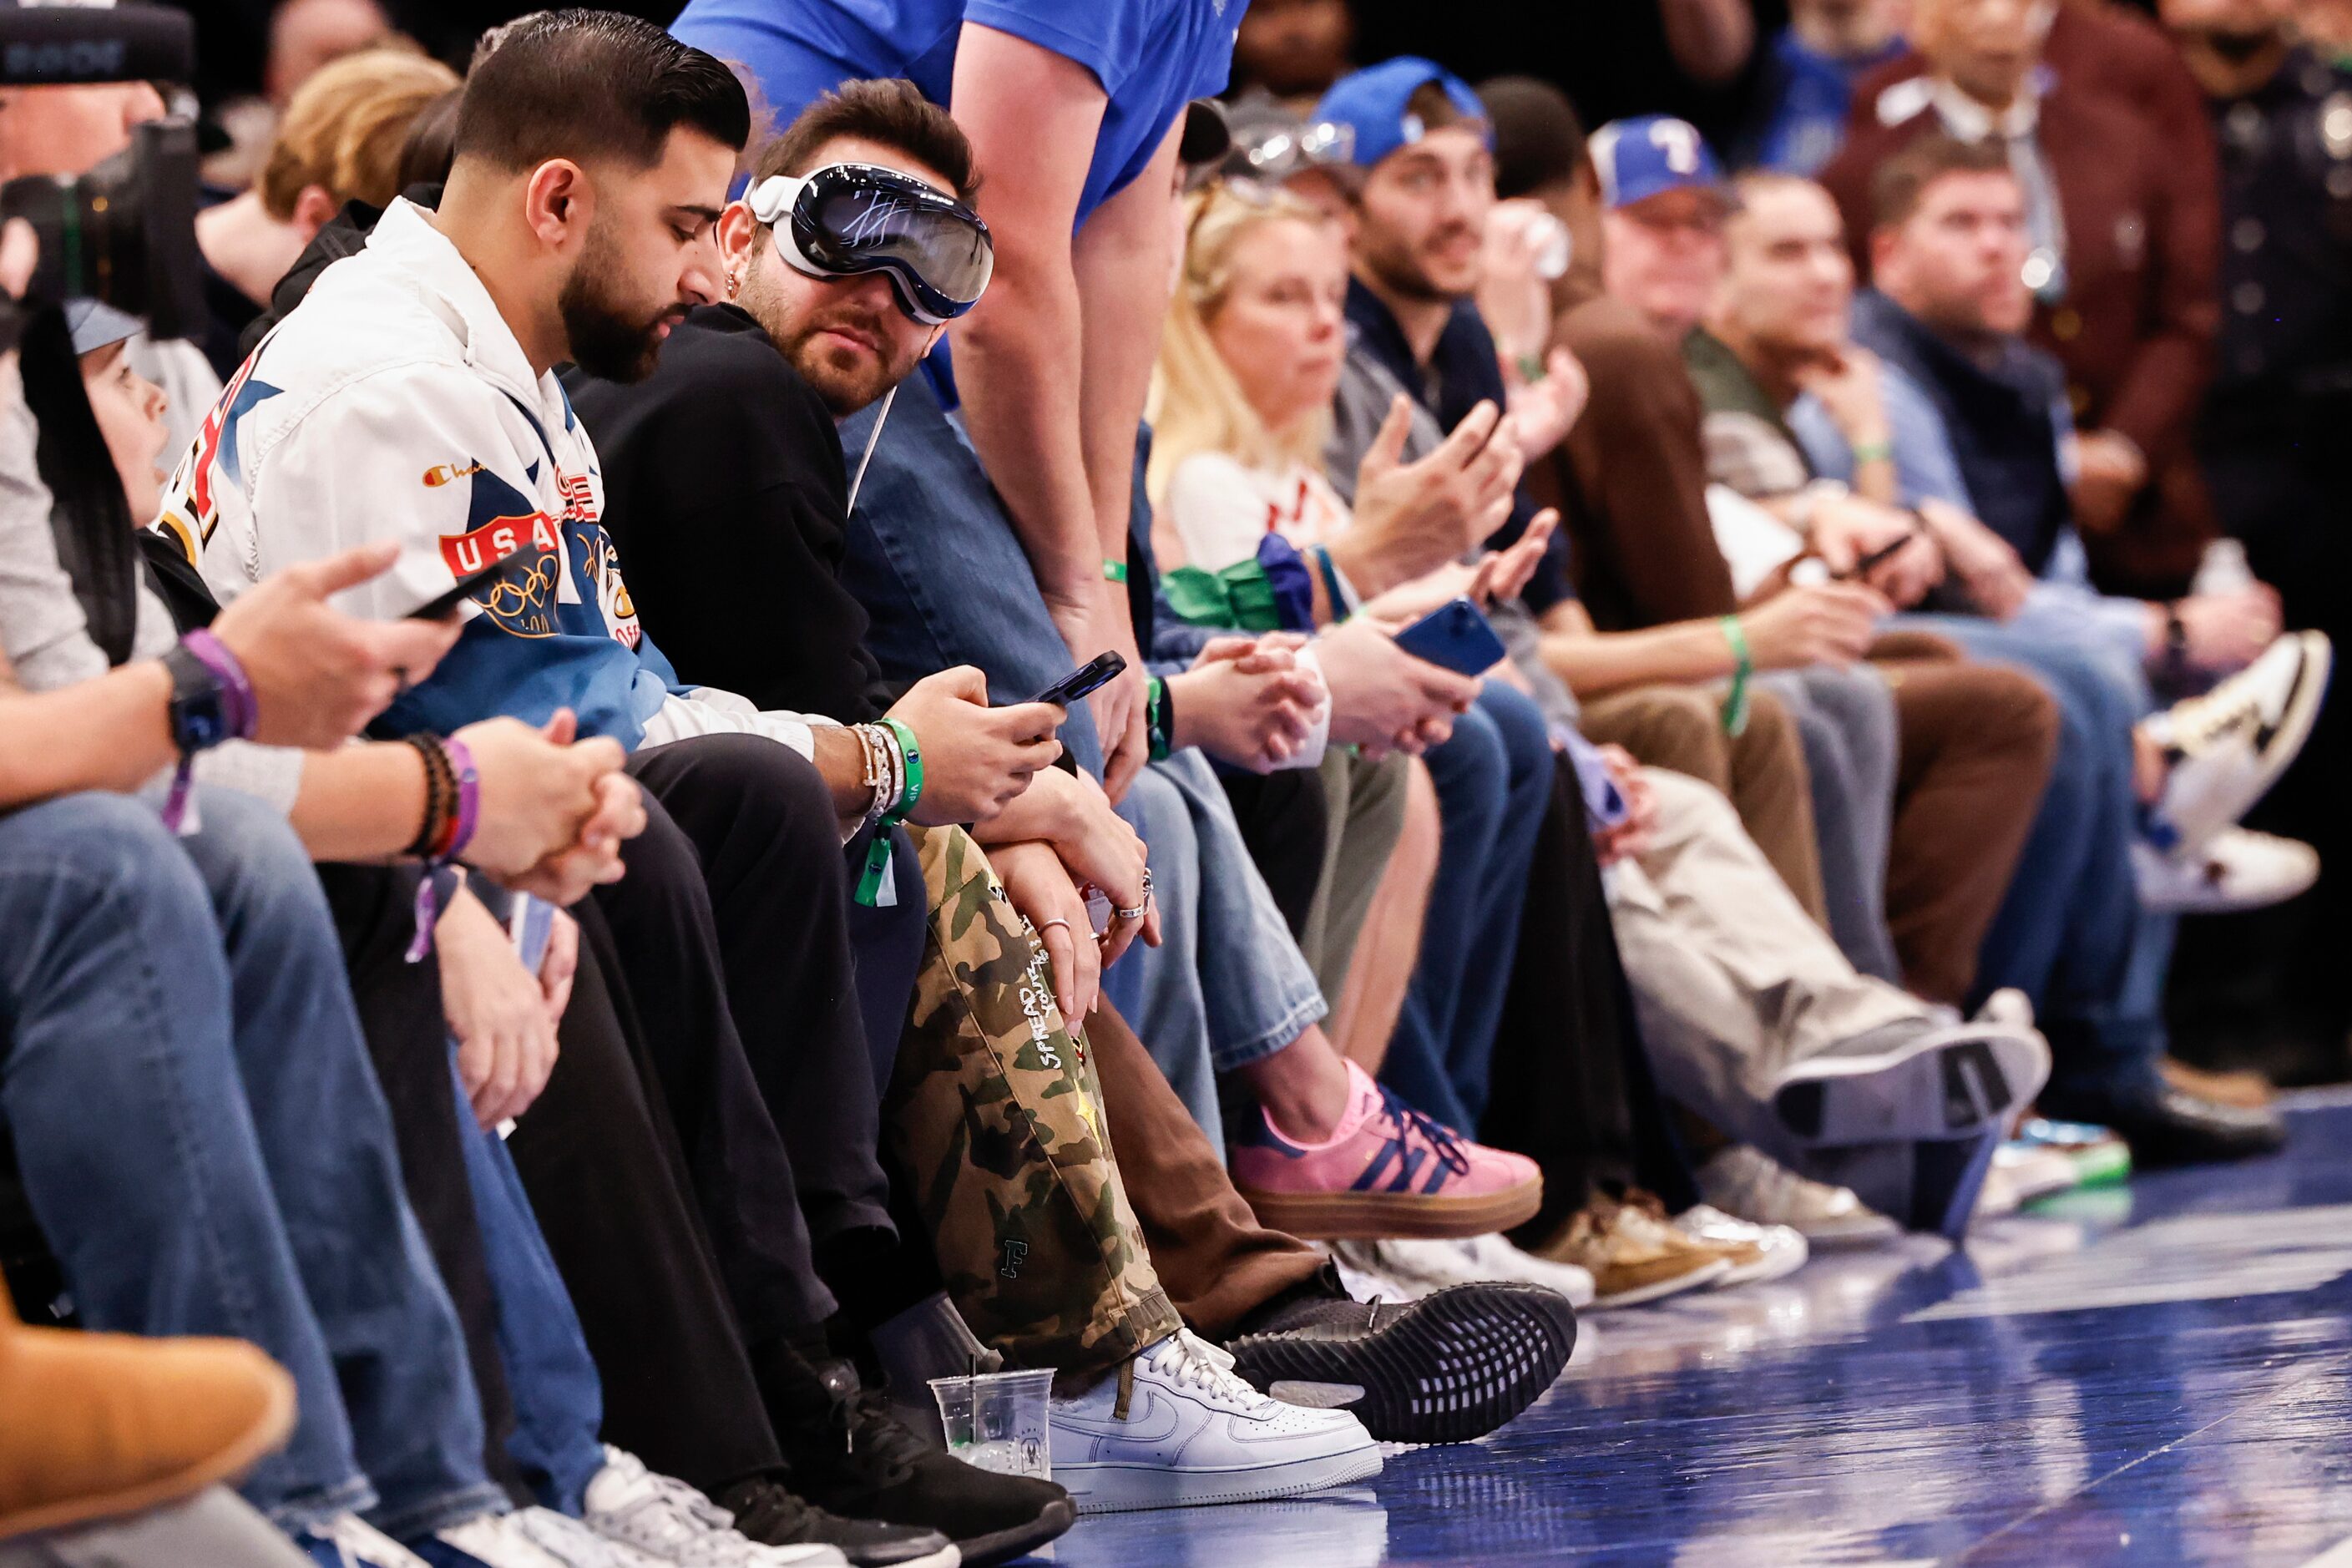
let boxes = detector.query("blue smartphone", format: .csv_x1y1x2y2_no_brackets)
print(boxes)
1393,597,1507,676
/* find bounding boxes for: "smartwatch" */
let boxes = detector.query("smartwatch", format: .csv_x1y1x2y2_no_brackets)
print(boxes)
160,642,234,755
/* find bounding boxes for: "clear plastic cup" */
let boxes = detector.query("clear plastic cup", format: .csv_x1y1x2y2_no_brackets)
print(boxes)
928,1368,1055,1479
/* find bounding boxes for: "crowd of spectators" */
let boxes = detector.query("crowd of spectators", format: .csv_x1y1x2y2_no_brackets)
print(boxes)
1,0,2345,1563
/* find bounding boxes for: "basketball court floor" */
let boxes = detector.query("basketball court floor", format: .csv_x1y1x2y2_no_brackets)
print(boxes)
1042,1092,2352,1566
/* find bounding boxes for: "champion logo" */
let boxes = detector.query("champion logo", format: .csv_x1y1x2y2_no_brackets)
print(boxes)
422,460,487,488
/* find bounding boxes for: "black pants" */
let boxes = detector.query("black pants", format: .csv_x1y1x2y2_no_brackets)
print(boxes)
504,901,788,1496
316,863,528,1505
1216,766,1333,942
608,737,925,1319
1484,763,1696,1244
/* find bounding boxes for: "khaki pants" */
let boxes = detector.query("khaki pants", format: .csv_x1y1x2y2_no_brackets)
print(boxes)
1608,768,1923,1155
1579,683,1828,924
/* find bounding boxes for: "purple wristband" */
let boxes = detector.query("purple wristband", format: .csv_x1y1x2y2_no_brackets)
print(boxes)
441,735,481,862
181,629,259,741
402,737,482,961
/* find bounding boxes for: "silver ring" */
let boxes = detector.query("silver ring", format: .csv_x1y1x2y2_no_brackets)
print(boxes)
1113,903,1147,922
1036,918,1073,935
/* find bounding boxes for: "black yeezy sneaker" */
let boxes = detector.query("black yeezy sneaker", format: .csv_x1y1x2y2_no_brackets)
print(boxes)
766,1353,1075,1568
716,1475,955,1568
1222,1279,1577,1444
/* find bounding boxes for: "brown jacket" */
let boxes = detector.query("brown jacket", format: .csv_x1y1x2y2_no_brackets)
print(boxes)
1820,3,2223,593
1532,291,1743,631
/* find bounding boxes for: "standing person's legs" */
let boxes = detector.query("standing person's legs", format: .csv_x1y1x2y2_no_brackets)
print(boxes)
1580,685,1827,922
0,794,372,1534
840,374,1105,779
1757,667,1903,985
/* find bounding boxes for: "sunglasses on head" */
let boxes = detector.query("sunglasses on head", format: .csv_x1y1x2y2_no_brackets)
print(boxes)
745,162,994,326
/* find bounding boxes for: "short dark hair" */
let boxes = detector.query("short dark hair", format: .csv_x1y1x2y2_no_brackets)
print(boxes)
1871,133,2015,231
1479,75,1587,201
751,78,979,206
1404,80,1473,137
452,10,749,173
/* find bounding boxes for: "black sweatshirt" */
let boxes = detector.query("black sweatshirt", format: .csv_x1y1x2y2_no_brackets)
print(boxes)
564,305,893,725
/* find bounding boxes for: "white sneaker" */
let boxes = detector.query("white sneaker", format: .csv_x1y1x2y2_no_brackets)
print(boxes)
2133,827,2319,914
1327,1239,1438,1303
438,1510,618,1568
298,1515,432,1568
1671,1205,1808,1287
1347,1235,1599,1308
1987,1143,2080,1212
582,1449,850,1568
1050,1330,1381,1514
2143,630,2330,852
1695,1146,1899,1245
508,1509,630,1567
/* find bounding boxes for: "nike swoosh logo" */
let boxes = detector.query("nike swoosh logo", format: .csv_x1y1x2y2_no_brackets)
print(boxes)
1059,1388,1182,1448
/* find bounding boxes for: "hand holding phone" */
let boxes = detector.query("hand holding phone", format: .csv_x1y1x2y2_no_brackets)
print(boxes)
1391,597,1507,677
1031,651,1126,709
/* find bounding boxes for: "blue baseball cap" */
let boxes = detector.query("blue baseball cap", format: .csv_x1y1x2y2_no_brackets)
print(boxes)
1588,115,1731,211
1311,56,1492,172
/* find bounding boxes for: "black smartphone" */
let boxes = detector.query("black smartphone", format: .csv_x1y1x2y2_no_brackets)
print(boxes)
405,551,530,620
1835,534,1914,583
1030,651,1125,708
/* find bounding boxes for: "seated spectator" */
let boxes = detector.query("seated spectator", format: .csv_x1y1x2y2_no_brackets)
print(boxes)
167,30,1576,1522
1818,0,2224,598
1297,76,2059,1242
196,47,459,378
1686,156,2293,1162
557,76,1579,1446
1786,147,2325,910
1737,0,1909,175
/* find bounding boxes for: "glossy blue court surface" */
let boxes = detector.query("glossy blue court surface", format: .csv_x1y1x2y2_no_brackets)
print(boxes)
1043,1093,2352,1566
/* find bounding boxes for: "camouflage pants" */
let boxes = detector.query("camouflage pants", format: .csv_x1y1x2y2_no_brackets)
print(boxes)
884,825,1181,1376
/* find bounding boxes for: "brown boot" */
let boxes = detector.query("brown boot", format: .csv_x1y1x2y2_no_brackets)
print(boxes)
0,1284,296,1540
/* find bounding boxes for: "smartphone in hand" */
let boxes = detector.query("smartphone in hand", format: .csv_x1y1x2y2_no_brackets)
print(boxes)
1393,598,1507,676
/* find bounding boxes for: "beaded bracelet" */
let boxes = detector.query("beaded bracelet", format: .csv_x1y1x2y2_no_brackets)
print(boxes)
402,734,482,961
854,718,925,906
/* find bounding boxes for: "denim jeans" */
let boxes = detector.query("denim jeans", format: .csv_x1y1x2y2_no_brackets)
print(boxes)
452,1064,608,1518
1756,665,1903,985
1378,683,1552,1130
839,371,1105,780
1121,753,1329,1155
0,790,500,1538
1895,615,2168,1100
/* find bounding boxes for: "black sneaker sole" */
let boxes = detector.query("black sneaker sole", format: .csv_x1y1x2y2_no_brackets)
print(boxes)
954,1497,1076,1568
1222,1282,1577,1445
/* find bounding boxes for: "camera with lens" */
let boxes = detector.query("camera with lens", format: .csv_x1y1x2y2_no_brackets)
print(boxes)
0,2,200,345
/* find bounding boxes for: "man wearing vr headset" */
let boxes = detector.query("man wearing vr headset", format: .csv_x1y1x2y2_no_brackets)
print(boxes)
568,73,1580,1505
670,0,1242,804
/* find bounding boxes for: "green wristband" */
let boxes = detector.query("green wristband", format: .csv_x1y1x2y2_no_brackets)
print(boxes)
1103,559,1129,584
854,720,928,906
1146,674,1171,761
1851,438,1894,466
1717,615,1753,737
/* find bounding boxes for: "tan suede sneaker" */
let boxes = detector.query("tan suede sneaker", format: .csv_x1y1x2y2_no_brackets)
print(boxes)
1535,1198,1737,1309
0,1285,296,1540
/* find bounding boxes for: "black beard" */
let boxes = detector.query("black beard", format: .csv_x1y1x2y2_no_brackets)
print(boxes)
560,273,672,383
